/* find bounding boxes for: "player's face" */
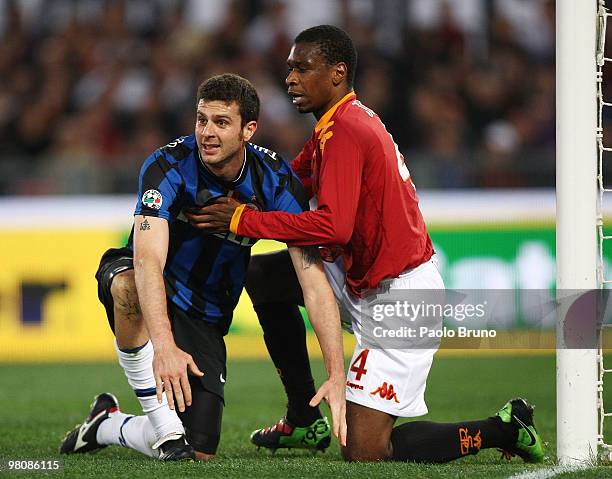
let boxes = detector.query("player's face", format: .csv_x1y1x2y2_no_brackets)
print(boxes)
286,43,338,119
195,100,256,174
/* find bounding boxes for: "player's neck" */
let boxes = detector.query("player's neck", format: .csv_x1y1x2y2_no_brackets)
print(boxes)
313,88,354,121
201,147,246,182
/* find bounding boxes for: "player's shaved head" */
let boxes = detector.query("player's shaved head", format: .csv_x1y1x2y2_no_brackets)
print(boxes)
197,74,260,126
294,25,358,88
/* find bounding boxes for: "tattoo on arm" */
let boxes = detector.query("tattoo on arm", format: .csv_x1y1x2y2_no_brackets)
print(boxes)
300,246,321,269
140,219,151,231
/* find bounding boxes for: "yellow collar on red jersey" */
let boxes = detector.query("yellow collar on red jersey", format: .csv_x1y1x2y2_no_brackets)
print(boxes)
315,91,356,133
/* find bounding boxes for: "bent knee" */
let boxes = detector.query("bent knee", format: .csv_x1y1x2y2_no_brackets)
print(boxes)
110,270,140,316
110,269,136,298
342,444,391,462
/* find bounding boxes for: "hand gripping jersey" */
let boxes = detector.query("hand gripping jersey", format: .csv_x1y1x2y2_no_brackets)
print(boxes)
131,135,307,333
231,92,433,297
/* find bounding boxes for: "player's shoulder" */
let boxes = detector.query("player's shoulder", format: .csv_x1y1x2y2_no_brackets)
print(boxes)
156,134,196,164
247,143,307,211
139,135,195,183
340,99,379,128
246,142,290,173
331,99,383,141
348,98,378,119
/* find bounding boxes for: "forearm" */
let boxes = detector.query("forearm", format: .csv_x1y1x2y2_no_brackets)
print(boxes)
134,258,174,347
288,247,345,379
234,207,350,246
133,215,173,349
304,288,344,380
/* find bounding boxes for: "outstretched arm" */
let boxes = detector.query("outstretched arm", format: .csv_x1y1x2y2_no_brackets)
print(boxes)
186,126,363,246
287,246,347,446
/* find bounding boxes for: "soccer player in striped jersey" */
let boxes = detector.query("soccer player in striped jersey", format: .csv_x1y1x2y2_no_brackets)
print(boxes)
190,27,544,464
60,74,346,461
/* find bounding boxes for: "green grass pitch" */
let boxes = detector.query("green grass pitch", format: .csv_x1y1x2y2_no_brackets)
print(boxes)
2,355,612,478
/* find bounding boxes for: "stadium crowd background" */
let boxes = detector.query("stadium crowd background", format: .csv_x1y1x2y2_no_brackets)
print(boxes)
0,0,559,195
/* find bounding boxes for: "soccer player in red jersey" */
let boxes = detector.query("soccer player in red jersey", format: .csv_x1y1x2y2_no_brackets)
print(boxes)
189,26,543,463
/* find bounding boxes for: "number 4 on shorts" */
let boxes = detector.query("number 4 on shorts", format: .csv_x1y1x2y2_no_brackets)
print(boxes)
350,349,370,381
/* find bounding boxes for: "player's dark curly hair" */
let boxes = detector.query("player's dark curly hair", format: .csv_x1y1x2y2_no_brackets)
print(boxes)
294,25,358,88
196,73,260,125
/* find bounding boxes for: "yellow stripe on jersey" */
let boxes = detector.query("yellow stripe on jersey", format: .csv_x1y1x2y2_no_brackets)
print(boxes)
230,203,247,234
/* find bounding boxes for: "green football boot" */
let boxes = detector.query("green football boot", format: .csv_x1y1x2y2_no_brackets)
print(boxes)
250,416,331,453
496,397,544,463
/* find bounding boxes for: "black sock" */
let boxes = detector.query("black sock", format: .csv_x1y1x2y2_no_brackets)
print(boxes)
254,301,322,426
390,417,518,463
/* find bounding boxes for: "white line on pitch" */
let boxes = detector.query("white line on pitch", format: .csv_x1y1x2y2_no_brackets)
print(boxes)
507,465,590,479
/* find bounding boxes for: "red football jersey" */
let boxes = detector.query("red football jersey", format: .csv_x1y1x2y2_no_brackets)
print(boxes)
233,92,433,296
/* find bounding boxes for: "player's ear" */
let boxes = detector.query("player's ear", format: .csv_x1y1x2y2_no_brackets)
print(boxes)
241,120,257,142
331,63,347,87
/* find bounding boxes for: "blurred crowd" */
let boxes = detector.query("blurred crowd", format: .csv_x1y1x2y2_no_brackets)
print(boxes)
0,0,557,195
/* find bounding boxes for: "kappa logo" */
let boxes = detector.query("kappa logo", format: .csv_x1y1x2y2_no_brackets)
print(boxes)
370,382,400,403
142,189,163,210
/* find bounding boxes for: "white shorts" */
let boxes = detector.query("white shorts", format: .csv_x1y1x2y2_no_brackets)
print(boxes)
323,255,444,417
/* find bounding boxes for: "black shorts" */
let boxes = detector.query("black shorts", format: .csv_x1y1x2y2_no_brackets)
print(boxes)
95,247,226,452
168,303,227,401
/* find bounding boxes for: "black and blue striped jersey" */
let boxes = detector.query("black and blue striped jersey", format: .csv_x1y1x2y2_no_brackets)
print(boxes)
130,134,307,334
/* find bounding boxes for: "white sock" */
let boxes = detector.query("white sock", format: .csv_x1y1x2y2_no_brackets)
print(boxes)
115,340,184,442
97,411,157,458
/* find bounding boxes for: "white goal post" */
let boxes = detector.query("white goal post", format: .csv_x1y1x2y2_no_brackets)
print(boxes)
556,0,600,464
556,0,599,465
